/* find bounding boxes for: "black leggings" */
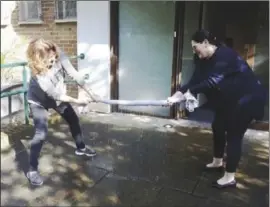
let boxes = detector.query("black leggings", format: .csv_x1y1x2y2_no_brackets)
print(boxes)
212,106,254,173
29,102,85,171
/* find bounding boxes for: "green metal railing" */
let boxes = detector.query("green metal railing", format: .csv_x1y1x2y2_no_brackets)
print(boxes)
0,53,85,125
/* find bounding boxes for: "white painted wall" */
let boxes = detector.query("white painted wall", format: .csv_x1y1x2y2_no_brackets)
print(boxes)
77,1,111,113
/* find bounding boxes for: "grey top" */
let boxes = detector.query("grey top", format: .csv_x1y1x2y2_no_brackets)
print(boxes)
27,51,85,108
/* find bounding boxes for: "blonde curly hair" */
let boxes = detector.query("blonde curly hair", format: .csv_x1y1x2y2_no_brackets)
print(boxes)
26,38,60,76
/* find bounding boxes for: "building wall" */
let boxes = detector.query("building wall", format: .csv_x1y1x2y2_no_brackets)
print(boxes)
1,0,78,97
77,1,111,113
2,1,268,120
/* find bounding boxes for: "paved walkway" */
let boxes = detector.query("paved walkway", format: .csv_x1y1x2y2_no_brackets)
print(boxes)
1,112,269,207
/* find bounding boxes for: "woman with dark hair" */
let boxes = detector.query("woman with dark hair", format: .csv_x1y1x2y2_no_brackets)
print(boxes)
167,29,267,189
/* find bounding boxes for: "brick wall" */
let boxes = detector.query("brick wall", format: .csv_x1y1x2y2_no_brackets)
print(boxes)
8,0,78,97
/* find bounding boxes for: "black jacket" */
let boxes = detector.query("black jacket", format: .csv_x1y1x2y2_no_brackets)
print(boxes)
178,46,267,120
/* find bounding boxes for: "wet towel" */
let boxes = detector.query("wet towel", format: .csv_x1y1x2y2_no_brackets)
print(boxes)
181,90,199,112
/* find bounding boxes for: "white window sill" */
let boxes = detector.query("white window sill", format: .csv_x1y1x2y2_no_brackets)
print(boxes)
18,21,43,25
55,19,77,23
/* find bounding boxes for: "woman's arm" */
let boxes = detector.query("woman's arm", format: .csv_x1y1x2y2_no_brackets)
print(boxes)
59,52,99,101
35,75,85,104
59,51,85,84
186,48,244,95
188,60,240,95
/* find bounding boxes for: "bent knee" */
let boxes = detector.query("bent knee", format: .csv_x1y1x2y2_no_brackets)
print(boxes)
31,130,48,144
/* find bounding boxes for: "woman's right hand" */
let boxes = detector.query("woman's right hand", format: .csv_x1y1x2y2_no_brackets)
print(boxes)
167,91,185,105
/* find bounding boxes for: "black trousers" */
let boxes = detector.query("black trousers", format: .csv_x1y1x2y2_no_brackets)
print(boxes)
212,103,255,173
29,102,85,171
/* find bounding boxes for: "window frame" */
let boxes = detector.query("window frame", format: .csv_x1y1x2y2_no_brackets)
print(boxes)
18,1,43,25
55,0,77,23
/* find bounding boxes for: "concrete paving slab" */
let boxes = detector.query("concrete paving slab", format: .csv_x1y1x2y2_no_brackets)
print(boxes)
153,188,205,207
87,136,199,193
193,137,269,207
81,173,161,207
1,113,268,207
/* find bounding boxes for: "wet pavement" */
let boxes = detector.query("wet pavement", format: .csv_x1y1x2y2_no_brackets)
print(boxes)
1,112,269,206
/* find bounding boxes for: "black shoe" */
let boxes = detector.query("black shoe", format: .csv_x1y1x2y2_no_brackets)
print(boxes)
26,171,43,186
212,180,237,189
75,147,96,157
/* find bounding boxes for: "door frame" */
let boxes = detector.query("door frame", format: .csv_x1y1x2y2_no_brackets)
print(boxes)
109,1,185,119
110,2,119,113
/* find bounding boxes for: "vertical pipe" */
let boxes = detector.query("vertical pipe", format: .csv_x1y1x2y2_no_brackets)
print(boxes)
110,1,119,112
22,66,29,124
8,95,12,117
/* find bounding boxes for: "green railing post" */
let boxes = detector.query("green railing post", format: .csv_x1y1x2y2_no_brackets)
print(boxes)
22,65,29,124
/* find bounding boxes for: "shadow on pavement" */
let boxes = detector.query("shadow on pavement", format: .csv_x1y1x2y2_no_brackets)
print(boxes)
1,113,269,206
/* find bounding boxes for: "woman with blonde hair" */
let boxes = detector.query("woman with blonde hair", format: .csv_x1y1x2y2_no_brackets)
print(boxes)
26,38,99,186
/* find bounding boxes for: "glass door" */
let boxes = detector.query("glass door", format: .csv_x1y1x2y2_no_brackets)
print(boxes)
117,2,176,117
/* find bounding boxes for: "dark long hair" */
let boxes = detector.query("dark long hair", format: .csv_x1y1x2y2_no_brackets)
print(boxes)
191,29,221,46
